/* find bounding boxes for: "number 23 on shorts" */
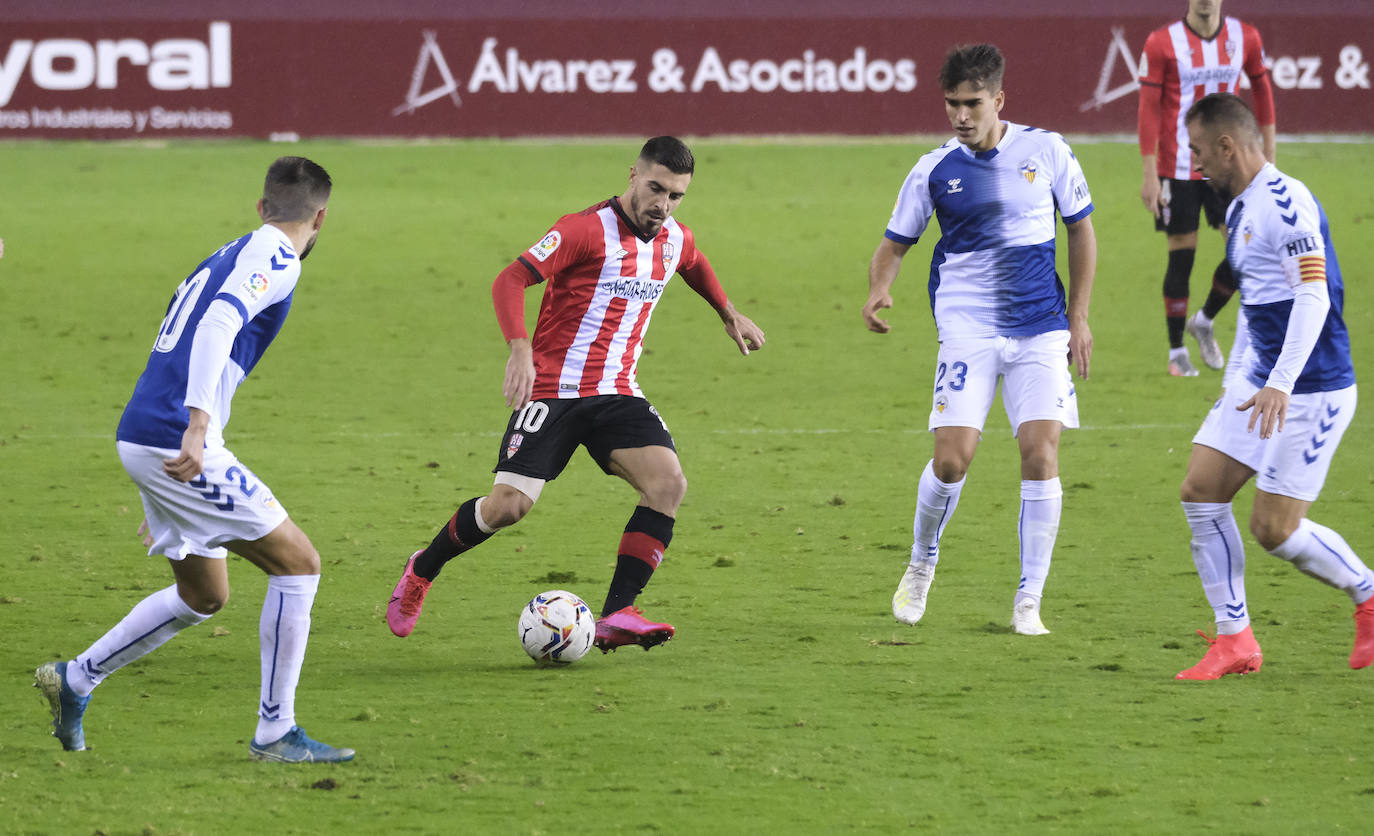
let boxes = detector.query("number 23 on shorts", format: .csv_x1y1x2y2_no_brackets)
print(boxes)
935,361,968,393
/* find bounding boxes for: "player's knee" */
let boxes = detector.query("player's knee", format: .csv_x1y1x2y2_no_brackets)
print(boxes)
181,586,228,615
931,455,969,483
1179,475,1208,504
1250,514,1296,553
657,469,688,510
484,488,534,528
278,542,321,575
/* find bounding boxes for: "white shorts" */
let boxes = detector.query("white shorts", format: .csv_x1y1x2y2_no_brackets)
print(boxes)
928,331,1079,436
117,441,289,560
1192,383,1357,502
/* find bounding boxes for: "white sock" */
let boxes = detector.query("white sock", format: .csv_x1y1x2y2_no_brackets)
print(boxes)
1269,519,1374,605
1182,501,1249,634
1016,478,1062,604
255,574,319,746
911,459,964,567
68,584,210,697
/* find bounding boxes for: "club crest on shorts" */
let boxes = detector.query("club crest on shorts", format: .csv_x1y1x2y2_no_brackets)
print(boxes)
935,395,949,414
506,432,524,459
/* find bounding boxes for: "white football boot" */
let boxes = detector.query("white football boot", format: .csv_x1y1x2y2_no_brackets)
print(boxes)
1010,598,1050,635
892,562,935,625
1185,310,1225,370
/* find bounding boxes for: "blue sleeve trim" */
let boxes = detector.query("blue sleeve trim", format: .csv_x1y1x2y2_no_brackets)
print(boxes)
213,292,250,323
1062,203,1094,225
884,229,920,246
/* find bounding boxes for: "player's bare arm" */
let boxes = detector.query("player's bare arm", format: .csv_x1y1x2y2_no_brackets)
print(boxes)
1261,123,1277,164
1065,216,1097,379
503,338,535,409
1140,154,1164,218
163,406,210,482
863,238,911,334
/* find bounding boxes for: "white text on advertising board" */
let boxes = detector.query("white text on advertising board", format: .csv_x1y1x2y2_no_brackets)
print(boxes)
0,22,231,107
460,37,916,96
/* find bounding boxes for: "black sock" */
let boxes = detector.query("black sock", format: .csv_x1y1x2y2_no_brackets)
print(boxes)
1201,260,1237,319
1164,248,1194,349
413,497,493,581
602,506,675,616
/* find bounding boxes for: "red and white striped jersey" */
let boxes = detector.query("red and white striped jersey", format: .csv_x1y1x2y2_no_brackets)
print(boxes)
516,197,700,400
1138,16,1272,180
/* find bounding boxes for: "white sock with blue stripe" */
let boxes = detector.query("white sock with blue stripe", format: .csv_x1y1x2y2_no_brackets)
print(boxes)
1015,478,1062,604
68,584,210,697
911,459,964,567
1182,501,1249,635
1269,519,1374,605
255,574,319,746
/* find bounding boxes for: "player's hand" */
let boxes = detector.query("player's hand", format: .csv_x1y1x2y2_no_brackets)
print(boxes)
1238,386,1288,439
163,415,208,482
1141,176,1164,219
722,309,765,356
137,519,154,547
1068,320,1092,379
862,291,894,333
503,338,535,408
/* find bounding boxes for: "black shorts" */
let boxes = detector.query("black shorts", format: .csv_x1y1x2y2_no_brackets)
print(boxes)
493,395,676,482
1155,177,1228,235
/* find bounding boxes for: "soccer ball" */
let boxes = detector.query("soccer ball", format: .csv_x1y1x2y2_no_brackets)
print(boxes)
518,590,596,665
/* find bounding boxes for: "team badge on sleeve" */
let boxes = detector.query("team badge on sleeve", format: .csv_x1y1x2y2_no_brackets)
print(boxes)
528,231,562,263
241,271,270,302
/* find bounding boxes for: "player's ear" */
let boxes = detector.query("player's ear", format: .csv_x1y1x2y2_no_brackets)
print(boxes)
1217,132,1234,159
257,198,268,221
313,206,328,231
993,88,1005,112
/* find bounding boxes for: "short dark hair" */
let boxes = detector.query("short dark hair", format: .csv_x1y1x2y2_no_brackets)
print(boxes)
1185,92,1261,145
638,136,694,175
261,156,332,223
938,44,1005,93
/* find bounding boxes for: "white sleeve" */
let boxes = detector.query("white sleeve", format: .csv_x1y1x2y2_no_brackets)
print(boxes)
1051,135,1093,224
1265,281,1330,395
184,298,244,413
885,160,935,244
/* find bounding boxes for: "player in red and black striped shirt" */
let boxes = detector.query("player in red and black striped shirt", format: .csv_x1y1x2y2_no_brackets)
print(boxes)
386,137,765,651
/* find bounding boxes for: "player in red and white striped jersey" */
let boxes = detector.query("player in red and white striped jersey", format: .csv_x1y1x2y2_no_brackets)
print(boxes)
386,137,765,651
1137,0,1275,377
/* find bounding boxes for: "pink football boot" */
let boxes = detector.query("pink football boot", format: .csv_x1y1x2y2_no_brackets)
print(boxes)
387,552,431,638
595,606,675,652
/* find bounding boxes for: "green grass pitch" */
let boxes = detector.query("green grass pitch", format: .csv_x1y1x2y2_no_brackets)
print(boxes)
1,136,1372,834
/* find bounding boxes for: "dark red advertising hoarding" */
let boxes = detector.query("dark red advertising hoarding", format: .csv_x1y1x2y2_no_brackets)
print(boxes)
1,2,1370,138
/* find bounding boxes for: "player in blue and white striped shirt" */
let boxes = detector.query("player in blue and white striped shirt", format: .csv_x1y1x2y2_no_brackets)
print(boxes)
1176,93,1373,679
35,158,354,762
862,43,1097,636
